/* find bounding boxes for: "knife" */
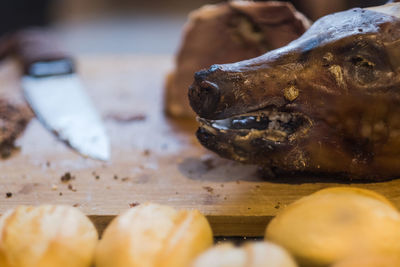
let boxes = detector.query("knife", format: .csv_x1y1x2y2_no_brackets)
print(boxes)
11,29,110,161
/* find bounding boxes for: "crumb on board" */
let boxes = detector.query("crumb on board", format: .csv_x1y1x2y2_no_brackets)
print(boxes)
143,149,150,156
5,192,12,198
121,177,129,182
129,202,140,208
68,184,77,192
51,184,58,191
92,171,100,180
0,144,20,159
113,175,118,180
236,180,241,184
203,186,214,193
60,172,74,183
59,192,63,196
73,203,80,207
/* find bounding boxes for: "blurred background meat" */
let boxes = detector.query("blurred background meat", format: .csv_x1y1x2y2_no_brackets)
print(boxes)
0,0,389,54
0,99,33,159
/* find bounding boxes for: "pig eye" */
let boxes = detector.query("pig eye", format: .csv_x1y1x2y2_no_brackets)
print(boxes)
348,55,377,84
351,56,375,69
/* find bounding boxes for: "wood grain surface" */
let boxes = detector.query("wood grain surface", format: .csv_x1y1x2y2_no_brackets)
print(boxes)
1,55,400,236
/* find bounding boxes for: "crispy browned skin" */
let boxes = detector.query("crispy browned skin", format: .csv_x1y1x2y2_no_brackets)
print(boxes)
189,6,400,180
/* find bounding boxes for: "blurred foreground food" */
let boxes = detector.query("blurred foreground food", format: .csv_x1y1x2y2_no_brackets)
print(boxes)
332,253,400,267
265,187,400,267
191,242,298,267
1,188,400,267
0,205,98,267
95,203,213,267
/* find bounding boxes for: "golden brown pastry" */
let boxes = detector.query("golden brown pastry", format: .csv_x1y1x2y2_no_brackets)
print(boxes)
332,253,400,267
95,203,213,267
0,205,98,267
191,242,298,267
265,187,400,267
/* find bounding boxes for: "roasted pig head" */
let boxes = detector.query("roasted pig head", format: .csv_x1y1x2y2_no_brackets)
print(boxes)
189,3,400,180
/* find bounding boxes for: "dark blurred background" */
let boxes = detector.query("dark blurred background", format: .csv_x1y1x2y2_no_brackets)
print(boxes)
0,0,390,55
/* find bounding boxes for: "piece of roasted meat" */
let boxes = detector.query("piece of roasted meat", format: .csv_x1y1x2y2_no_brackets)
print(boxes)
189,3,400,180
0,99,32,158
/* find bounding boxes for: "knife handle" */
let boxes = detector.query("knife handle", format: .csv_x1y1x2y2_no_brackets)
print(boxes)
13,28,75,77
0,33,15,61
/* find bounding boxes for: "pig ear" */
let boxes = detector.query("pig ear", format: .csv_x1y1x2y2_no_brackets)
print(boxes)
229,1,311,29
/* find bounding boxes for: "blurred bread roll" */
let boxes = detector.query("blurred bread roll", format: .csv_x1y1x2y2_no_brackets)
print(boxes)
332,253,400,267
191,242,298,267
95,203,213,267
265,187,400,267
0,205,98,267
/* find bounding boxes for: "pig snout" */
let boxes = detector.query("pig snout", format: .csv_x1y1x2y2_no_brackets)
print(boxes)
189,65,222,119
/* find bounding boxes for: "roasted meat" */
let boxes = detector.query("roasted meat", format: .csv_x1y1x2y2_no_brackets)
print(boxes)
189,3,400,180
0,99,32,158
165,1,310,118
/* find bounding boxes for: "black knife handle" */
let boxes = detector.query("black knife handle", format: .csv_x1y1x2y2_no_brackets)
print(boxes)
13,28,75,76
0,33,15,61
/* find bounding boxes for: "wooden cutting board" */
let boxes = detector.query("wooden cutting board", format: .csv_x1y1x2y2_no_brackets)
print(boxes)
1,55,400,236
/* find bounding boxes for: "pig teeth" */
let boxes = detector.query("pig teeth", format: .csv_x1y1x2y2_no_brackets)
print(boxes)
202,109,308,137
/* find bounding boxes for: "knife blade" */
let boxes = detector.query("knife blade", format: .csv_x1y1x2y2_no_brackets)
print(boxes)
14,29,110,161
